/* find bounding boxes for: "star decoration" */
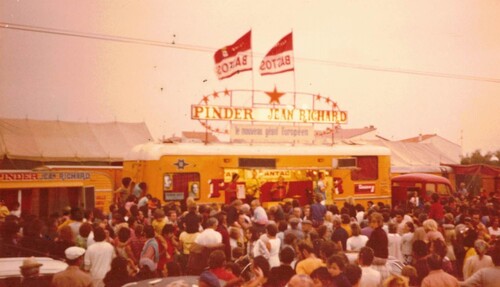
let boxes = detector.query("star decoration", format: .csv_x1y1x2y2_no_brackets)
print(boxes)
325,98,331,104
266,86,285,104
224,88,230,96
315,94,321,101
202,96,209,104
174,159,189,170
212,91,218,99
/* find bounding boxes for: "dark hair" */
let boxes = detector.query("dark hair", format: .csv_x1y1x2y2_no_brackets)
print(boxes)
266,223,278,236
208,250,226,269
405,221,415,233
345,263,362,285
327,254,347,271
310,267,330,283
122,177,132,187
93,227,106,242
297,241,314,254
413,240,429,258
162,224,175,235
144,225,155,239
279,246,295,264
79,222,92,238
118,227,131,243
252,256,270,278
359,247,375,266
320,240,341,259
427,253,443,270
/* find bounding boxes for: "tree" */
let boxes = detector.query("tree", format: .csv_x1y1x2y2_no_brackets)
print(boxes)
461,149,500,166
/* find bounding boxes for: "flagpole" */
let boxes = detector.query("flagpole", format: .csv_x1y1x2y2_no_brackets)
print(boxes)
251,29,255,107
291,29,296,108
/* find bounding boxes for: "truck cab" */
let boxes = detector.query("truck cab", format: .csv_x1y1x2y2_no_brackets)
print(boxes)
391,173,454,208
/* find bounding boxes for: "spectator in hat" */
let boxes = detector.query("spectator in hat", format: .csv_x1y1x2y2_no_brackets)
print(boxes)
52,246,92,287
19,257,49,287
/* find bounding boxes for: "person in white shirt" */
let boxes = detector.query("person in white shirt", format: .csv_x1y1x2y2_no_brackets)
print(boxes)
84,226,116,287
401,221,415,264
387,222,403,262
251,199,268,225
195,217,222,247
358,246,382,287
346,222,368,252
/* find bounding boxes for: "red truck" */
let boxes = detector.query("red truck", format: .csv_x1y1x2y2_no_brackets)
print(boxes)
391,173,454,208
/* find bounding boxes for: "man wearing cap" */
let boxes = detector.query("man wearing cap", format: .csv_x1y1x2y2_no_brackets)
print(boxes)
19,257,49,287
52,246,93,287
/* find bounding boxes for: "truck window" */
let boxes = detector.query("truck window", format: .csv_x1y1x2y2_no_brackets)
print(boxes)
351,156,378,180
425,183,436,198
437,183,451,196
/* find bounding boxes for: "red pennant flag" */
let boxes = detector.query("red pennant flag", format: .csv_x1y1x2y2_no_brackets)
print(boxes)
214,31,252,80
259,32,294,76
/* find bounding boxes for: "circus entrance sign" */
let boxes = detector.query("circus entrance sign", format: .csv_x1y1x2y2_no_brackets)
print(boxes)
191,87,348,143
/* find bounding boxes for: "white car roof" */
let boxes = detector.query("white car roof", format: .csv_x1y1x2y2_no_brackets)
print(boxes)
0,257,68,278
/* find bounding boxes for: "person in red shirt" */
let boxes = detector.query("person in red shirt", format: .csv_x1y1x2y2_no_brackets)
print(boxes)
429,193,445,225
208,250,242,285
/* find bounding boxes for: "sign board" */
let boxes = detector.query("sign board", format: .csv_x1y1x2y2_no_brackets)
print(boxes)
192,105,347,124
164,192,185,201
0,171,91,182
355,184,376,194
230,124,314,143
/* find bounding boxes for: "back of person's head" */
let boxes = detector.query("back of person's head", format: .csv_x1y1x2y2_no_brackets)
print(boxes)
252,255,270,278
383,275,409,287
351,222,361,236
427,253,443,270
326,254,347,271
266,223,278,236
93,226,106,242
320,240,341,259
117,227,131,243
279,246,295,264
122,177,132,187
345,263,362,286
310,267,331,286
341,213,350,224
161,223,174,235
412,240,429,258
359,246,375,266
206,217,218,228
143,225,155,239
297,240,314,254
208,250,226,269
388,222,398,234
430,239,447,257
232,246,245,259
283,231,297,245
70,207,83,221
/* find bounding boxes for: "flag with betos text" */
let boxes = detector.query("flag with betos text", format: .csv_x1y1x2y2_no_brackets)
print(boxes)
214,31,252,80
259,32,294,76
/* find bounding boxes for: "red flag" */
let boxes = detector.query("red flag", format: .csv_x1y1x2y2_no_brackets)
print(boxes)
259,32,294,76
214,31,252,80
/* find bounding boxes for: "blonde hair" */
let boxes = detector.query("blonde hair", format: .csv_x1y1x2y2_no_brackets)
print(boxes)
383,275,409,287
370,212,384,227
423,219,438,232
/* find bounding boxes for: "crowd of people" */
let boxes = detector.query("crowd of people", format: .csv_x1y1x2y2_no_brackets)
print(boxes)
0,178,500,287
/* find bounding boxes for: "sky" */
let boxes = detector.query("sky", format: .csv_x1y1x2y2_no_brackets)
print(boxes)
0,0,499,155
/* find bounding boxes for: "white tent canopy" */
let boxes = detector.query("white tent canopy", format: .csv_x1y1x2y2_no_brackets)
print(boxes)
0,118,153,162
345,139,460,173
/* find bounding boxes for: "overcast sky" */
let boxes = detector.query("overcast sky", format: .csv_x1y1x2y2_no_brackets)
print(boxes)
1,0,499,154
